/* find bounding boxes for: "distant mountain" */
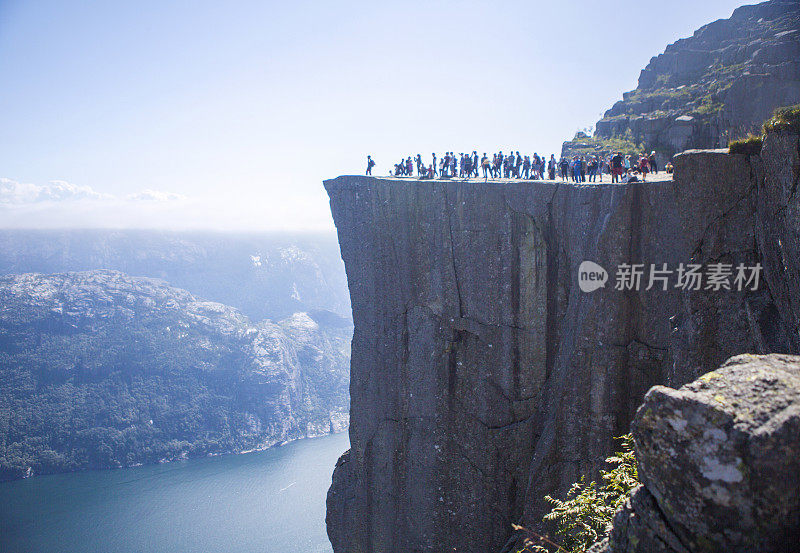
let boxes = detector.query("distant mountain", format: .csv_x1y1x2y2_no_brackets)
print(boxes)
0,270,351,480
562,0,800,162
0,229,351,323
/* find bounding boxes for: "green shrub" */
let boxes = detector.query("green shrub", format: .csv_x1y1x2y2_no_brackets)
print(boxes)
515,434,639,553
695,96,723,115
561,135,641,158
762,104,800,134
729,134,763,156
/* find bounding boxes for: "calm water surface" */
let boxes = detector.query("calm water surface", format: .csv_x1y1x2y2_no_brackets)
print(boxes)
0,432,349,553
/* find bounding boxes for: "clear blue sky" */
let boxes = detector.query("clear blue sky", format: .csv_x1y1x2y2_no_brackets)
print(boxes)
0,0,750,230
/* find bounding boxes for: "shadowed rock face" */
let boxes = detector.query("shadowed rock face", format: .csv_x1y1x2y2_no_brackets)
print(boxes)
324,132,799,553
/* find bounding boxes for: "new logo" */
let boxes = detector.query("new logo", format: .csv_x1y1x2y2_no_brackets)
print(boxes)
578,261,608,293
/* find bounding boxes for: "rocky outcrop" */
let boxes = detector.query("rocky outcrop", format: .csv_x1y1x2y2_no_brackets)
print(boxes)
562,0,800,164
595,353,800,553
324,127,800,553
0,270,351,480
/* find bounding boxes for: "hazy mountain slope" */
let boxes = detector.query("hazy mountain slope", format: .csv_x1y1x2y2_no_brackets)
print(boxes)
0,270,351,480
0,230,351,322
562,0,800,162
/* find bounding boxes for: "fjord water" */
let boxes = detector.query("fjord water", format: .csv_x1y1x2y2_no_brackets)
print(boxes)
0,432,348,553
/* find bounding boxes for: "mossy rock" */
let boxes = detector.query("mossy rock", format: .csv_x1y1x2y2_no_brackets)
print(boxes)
762,104,800,134
728,135,763,156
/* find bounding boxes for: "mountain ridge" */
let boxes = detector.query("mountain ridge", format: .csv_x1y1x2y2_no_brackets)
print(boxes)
562,0,800,162
0,229,351,323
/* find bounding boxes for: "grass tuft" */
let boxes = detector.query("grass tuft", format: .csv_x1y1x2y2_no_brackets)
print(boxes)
728,134,763,156
762,104,800,134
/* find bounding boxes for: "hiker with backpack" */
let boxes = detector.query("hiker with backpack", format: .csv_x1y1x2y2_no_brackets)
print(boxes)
366,155,375,175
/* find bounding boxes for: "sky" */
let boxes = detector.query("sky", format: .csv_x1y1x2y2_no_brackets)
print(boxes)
0,0,751,231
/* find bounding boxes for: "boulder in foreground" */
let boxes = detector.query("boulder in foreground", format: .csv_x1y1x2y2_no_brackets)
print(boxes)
598,354,800,553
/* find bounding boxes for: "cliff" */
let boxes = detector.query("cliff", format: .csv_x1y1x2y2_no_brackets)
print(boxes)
562,0,799,163
324,125,800,552
0,270,351,480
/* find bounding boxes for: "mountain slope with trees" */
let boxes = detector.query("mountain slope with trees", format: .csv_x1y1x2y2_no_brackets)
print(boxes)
0,270,350,480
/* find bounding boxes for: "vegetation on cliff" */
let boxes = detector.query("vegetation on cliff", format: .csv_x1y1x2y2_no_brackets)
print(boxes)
728,134,764,155
727,103,800,155
560,132,642,161
762,103,800,134
515,435,639,553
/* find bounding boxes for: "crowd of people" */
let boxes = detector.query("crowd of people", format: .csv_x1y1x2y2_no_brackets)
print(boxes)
559,151,661,183
367,150,667,183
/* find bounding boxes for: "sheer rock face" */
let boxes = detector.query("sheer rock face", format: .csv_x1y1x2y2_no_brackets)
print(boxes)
324,133,799,553
563,0,800,164
597,353,800,553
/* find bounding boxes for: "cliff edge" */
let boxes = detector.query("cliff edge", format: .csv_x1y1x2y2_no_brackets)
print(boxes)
324,126,799,553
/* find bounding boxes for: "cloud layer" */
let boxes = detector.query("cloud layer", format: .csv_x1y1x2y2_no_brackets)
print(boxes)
0,178,182,205
0,177,334,231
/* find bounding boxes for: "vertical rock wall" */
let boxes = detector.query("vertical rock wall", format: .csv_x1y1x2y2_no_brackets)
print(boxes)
324,131,799,553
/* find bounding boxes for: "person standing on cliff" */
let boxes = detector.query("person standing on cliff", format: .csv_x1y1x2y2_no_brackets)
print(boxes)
639,154,649,181
366,155,375,175
648,151,658,174
481,153,490,180
611,152,622,183
432,153,438,177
